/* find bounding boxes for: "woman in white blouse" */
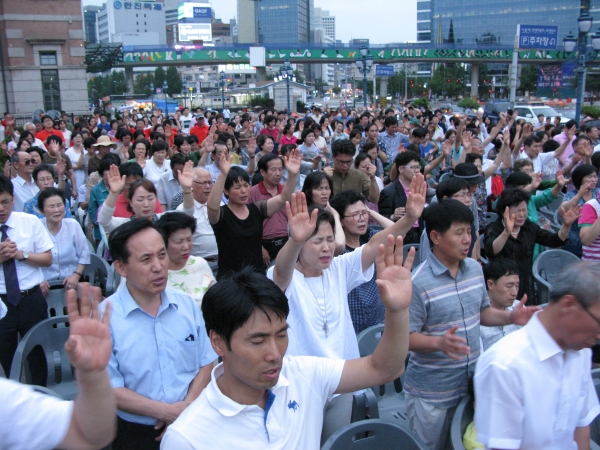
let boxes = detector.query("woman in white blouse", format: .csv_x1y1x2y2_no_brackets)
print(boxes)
39,187,91,297
99,160,195,234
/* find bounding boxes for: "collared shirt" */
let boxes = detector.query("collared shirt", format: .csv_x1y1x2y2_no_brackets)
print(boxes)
99,286,217,425
516,150,558,174
248,181,287,239
579,197,600,261
378,130,410,161
88,181,109,241
143,158,171,184
331,168,371,198
176,199,218,258
474,313,600,449
0,378,73,449
41,218,90,280
11,175,39,212
0,212,54,293
479,300,521,351
405,253,490,409
358,138,387,156
161,356,344,450
157,171,181,210
23,192,73,219
554,132,576,161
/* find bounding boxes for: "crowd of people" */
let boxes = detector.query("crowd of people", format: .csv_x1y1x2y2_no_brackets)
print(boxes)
1,101,600,450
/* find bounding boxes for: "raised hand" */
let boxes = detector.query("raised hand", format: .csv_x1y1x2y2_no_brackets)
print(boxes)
365,162,377,179
55,158,67,177
283,148,303,175
580,180,595,196
555,169,567,188
560,204,582,227
567,124,577,140
64,283,112,373
503,207,516,234
107,164,126,194
247,136,257,157
218,149,233,175
48,139,60,156
177,160,195,190
286,191,319,244
405,173,426,221
203,134,214,154
530,172,542,190
375,235,414,312
461,130,472,149
509,294,541,326
438,325,470,360
323,166,334,177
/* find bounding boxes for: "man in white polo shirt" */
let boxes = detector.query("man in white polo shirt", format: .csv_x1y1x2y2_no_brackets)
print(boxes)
475,262,600,449
161,235,414,449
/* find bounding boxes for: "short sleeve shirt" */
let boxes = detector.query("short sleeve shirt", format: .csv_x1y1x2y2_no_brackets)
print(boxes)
579,198,600,260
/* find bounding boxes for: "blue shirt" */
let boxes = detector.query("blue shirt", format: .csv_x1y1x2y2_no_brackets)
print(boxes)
100,286,217,425
23,192,73,219
378,130,410,161
88,181,109,241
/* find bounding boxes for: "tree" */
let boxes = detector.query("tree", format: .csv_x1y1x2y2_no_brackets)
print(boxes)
154,66,166,88
134,73,155,96
458,98,480,110
293,70,304,84
586,72,600,105
165,66,183,96
332,86,341,95
429,64,466,99
112,71,129,95
518,64,538,96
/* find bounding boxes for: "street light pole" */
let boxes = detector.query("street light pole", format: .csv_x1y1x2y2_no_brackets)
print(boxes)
355,46,373,109
281,58,294,113
219,70,226,112
563,12,600,126
163,80,169,116
150,81,154,110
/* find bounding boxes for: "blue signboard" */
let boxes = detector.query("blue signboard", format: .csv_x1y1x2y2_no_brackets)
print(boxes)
375,65,394,77
153,3,161,10
124,2,132,8
134,3,141,9
519,25,558,50
113,1,122,9
193,6,211,18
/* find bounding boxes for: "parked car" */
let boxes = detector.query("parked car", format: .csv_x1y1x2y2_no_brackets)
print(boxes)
483,100,511,124
513,105,570,125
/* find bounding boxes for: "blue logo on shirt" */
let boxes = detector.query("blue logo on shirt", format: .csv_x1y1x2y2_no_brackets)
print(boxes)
287,400,299,412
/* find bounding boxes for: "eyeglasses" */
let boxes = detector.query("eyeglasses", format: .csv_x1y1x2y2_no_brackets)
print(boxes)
194,180,214,186
578,299,600,329
21,159,33,166
343,210,370,221
402,165,421,171
335,158,354,166
452,191,473,200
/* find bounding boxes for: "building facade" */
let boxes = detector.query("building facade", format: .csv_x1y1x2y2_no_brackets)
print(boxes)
84,5,102,44
0,0,88,114
97,0,167,46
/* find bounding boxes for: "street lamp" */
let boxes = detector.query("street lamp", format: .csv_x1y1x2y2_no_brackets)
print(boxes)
563,11,600,126
281,58,294,113
163,80,169,116
150,81,154,109
219,71,227,111
355,45,373,108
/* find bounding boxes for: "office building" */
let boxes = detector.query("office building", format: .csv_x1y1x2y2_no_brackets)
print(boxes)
314,8,335,40
0,0,88,113
312,9,336,88
97,0,167,46
84,5,102,44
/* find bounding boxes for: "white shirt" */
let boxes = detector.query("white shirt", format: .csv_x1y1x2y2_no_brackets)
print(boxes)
516,150,558,174
180,114,194,134
161,356,344,450
474,313,600,450
98,203,194,234
143,158,171,184
41,218,91,280
0,212,54,293
61,129,72,148
176,199,217,258
222,108,231,119
0,378,73,449
157,171,181,210
65,147,85,187
267,247,373,360
11,175,39,212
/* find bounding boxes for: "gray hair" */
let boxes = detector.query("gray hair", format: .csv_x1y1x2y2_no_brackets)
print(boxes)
549,261,600,308
10,151,24,165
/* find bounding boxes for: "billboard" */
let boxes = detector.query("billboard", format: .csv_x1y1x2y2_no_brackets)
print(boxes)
537,61,576,88
518,25,559,50
178,23,212,42
178,3,211,20
375,65,394,77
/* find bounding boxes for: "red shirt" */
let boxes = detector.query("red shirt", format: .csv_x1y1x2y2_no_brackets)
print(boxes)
248,181,287,239
189,123,209,145
114,192,163,218
35,129,64,143
260,126,280,142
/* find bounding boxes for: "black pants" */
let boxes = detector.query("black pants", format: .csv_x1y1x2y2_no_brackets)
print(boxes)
113,417,164,450
0,288,48,384
263,236,289,261
404,227,422,246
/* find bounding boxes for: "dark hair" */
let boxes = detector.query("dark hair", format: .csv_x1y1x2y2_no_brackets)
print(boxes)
364,123,378,133
394,151,420,171
565,119,577,130
279,144,296,157
465,153,482,165
109,218,157,264
513,159,533,172
224,166,250,191
83,137,97,150
46,134,63,146
98,153,121,177
435,177,470,200
264,115,276,126
133,139,151,157
170,152,189,171
117,130,133,142
571,164,598,190
257,153,282,173
154,212,197,244
329,189,367,218
425,199,474,243
361,141,378,154
201,266,290,350
495,187,531,217
300,127,315,143
150,140,169,156
0,174,13,197
412,127,427,139
592,152,600,172
349,129,362,141
126,179,157,213
133,130,146,141
307,205,336,238
354,152,370,169
483,259,520,285
331,139,356,157
119,161,143,179
40,114,53,123
27,146,45,161
523,135,541,147
505,171,533,188
384,116,398,128
37,187,66,212
33,163,56,183
256,134,274,151
174,134,193,149
302,172,333,205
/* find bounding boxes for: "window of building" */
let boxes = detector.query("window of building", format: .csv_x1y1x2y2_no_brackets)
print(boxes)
417,12,430,21
417,32,431,41
41,69,61,111
39,51,57,66
417,1,430,11
417,22,431,31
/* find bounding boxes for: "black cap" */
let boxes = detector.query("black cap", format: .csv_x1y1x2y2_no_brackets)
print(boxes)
453,163,484,185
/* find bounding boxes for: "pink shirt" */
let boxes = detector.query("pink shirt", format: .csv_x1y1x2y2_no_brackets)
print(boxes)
399,180,419,228
579,198,600,260
280,135,297,146
553,133,575,163
248,181,288,239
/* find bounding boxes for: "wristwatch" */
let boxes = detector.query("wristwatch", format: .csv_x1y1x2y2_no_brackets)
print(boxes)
19,251,28,262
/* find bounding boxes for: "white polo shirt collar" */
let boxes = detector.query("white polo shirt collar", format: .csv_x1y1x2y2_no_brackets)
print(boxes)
527,312,565,362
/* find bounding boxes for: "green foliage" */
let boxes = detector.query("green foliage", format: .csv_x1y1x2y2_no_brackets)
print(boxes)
332,86,341,94
165,66,183,96
293,70,304,84
250,95,274,108
581,105,600,119
429,64,466,98
154,66,166,88
134,72,155,96
586,73,600,106
87,70,129,101
387,69,430,99
518,64,538,95
457,98,480,110
412,98,430,108
296,100,306,112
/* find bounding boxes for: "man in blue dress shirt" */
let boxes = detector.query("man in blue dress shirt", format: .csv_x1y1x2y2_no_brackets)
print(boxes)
100,219,216,450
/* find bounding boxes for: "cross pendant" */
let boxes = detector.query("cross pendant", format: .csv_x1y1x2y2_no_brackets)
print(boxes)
323,321,329,337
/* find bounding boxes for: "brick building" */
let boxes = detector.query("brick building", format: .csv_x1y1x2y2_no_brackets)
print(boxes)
0,0,89,114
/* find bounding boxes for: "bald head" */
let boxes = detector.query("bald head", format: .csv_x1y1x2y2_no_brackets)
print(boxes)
192,167,213,204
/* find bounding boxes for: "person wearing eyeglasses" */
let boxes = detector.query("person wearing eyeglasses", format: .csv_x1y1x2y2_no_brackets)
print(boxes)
9,151,39,212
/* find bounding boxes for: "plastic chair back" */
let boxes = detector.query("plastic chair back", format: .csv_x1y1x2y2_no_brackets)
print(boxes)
450,395,474,450
321,419,427,450
532,249,580,304
9,316,77,400
484,212,498,224
403,243,421,268
45,286,67,319
539,193,564,216
82,253,110,295
32,385,64,399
